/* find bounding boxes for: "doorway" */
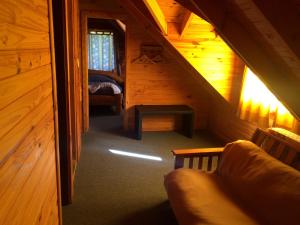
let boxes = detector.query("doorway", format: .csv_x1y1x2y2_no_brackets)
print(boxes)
81,12,127,132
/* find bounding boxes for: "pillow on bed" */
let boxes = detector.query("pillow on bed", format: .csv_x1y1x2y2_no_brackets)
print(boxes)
88,74,117,84
89,82,122,95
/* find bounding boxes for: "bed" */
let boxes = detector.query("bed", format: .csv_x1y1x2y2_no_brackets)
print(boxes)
88,70,124,114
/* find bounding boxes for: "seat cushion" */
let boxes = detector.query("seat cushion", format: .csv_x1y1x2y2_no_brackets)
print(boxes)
218,140,300,225
164,169,260,225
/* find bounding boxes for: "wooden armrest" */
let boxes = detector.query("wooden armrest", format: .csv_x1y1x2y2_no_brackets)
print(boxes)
172,147,224,156
172,147,224,170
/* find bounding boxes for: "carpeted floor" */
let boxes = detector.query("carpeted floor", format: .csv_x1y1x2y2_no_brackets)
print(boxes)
62,107,223,225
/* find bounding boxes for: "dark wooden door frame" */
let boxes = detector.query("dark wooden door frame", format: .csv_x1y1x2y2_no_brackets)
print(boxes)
81,10,128,132
52,0,73,205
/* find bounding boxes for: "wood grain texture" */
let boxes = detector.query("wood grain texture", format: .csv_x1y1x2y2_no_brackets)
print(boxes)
143,0,168,35
0,65,52,109
124,12,211,131
208,98,257,142
0,0,49,32
0,0,60,224
0,50,51,80
0,23,50,50
167,12,245,107
0,79,52,138
181,0,300,119
121,0,245,133
48,0,61,219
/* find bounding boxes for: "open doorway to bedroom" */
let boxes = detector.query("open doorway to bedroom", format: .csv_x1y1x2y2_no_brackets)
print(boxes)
81,14,126,132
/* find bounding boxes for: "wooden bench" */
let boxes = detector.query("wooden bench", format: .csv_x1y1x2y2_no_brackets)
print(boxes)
135,105,194,140
172,128,300,171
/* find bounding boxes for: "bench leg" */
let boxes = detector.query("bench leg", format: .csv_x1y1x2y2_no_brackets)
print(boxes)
135,109,142,140
182,113,194,138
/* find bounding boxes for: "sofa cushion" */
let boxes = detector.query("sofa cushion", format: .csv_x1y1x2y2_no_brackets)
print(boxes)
218,140,300,225
164,169,260,225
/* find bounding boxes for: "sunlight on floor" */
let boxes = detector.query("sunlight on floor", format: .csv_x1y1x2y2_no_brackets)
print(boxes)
109,149,163,161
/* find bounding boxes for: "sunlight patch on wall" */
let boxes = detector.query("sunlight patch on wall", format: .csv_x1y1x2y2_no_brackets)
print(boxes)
170,13,238,103
239,67,295,128
109,149,162,161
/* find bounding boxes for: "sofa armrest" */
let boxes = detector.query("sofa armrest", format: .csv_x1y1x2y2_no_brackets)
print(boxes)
172,147,224,170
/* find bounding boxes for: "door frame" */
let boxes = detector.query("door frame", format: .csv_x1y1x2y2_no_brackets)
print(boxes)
81,10,128,132
52,0,81,205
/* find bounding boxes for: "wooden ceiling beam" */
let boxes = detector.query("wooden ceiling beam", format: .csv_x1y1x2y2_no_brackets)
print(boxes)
120,0,230,107
175,0,209,22
180,11,193,39
142,0,168,35
177,0,300,119
250,0,300,59
232,0,300,80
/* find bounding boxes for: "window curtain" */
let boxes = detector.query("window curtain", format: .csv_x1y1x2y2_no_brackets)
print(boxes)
88,33,115,71
238,67,300,134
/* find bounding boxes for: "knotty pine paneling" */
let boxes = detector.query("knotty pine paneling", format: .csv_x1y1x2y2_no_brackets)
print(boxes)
155,1,255,140
125,16,211,131
0,0,49,32
0,79,52,138
208,99,257,143
167,15,245,107
78,0,253,139
0,50,51,80
0,0,60,224
79,1,211,132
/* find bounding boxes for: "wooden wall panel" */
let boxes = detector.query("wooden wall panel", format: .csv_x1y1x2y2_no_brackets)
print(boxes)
79,1,211,132
0,0,60,224
125,18,211,131
79,0,255,140
208,99,257,142
0,50,51,80
167,15,245,107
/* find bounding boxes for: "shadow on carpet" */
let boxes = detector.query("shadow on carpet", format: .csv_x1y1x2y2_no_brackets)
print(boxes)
119,201,178,225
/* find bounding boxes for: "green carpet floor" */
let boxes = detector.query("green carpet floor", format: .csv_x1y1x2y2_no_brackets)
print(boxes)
63,109,223,225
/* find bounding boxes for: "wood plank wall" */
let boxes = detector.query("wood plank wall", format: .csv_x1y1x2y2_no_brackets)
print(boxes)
155,1,256,141
125,18,211,131
208,99,257,142
167,14,245,107
0,0,60,224
67,0,82,162
80,1,211,132
169,16,257,141
79,0,258,141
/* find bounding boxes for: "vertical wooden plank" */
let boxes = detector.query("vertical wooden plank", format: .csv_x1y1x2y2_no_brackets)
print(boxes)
175,156,184,169
207,156,213,171
198,156,203,170
81,11,89,132
48,0,62,222
188,157,194,168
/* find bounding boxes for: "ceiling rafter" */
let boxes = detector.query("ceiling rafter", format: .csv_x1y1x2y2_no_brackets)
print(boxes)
143,0,168,35
250,0,300,59
232,0,300,80
179,11,193,39
176,0,300,119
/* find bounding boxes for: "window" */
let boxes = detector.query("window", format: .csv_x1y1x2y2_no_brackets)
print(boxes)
88,31,115,71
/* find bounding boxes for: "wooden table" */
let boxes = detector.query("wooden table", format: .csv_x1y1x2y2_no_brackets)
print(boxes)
134,105,194,140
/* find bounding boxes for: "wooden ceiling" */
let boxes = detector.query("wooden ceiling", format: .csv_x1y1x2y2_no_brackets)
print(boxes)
126,0,300,120
175,0,300,119
157,0,187,23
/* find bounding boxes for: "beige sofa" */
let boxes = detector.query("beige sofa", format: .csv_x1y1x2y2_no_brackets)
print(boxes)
164,140,300,225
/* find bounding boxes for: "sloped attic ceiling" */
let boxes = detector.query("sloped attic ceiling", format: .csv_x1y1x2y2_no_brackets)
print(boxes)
121,0,300,120
121,0,245,109
176,0,300,119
